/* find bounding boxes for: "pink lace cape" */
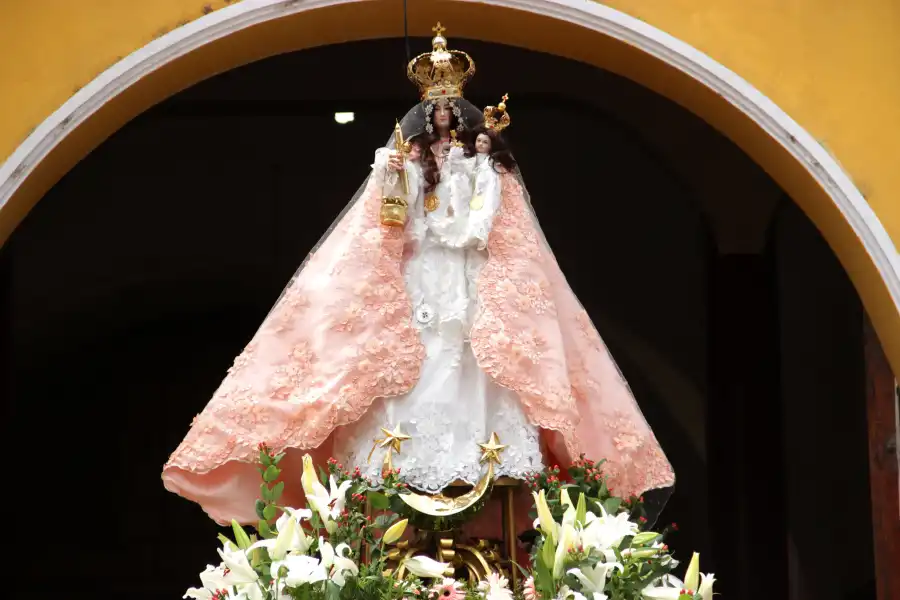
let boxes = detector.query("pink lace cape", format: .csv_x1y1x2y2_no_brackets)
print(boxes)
162,172,675,524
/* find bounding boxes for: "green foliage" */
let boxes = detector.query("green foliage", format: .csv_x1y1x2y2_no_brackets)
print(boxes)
196,449,697,600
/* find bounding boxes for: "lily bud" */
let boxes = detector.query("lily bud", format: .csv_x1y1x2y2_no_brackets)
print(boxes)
383,519,409,545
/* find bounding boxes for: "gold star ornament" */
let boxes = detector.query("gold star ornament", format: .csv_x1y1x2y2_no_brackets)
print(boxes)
378,424,411,454
479,432,508,465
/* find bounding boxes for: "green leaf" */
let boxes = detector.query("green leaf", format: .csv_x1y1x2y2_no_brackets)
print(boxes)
273,452,285,466
603,497,622,515
534,548,555,600
260,483,273,503
258,519,275,539
541,539,556,577
217,533,233,548
263,504,277,521
326,581,341,600
272,481,285,502
373,513,397,529
367,491,391,510
263,465,280,482
255,499,267,519
259,450,271,466
231,519,253,549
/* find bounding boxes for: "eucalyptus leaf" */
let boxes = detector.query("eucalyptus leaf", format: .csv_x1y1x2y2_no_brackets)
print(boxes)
260,483,273,503
263,504,277,521
263,465,280,483
256,521,275,540
259,450,272,468
272,480,285,502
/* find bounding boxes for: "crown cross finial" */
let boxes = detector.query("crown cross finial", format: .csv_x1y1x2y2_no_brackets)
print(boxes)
432,22,446,36
502,93,509,103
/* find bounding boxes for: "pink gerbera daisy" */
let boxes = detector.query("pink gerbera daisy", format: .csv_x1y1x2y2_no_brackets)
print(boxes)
433,578,463,600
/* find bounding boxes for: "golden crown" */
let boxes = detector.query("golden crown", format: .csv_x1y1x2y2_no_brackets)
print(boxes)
483,94,511,132
407,23,476,101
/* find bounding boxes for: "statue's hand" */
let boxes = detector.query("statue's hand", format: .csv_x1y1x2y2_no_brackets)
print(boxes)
388,151,404,171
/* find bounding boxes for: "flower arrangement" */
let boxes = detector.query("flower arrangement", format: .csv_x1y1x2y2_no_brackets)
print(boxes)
183,449,715,600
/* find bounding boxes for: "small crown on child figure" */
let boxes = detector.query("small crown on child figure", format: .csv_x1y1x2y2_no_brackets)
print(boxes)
484,94,511,132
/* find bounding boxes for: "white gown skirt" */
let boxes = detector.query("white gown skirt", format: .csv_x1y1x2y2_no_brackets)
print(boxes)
332,235,545,493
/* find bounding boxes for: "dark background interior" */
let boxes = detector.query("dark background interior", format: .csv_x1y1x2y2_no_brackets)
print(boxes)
2,38,875,599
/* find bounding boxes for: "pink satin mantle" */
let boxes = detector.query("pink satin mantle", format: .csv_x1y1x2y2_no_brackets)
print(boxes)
162,172,674,524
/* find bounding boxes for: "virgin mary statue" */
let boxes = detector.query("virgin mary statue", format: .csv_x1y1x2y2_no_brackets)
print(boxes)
162,25,675,525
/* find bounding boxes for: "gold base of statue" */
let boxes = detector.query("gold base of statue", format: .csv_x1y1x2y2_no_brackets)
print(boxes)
368,429,522,587
384,531,509,584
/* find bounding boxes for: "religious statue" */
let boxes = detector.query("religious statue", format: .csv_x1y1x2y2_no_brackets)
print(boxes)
162,24,675,529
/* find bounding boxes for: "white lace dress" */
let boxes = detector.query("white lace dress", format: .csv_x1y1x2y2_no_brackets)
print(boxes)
332,148,545,492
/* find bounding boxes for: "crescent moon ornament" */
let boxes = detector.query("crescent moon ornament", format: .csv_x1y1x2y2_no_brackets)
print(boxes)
398,432,506,517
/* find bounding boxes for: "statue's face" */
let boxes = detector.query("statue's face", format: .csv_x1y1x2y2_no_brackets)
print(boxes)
433,103,452,129
475,133,492,154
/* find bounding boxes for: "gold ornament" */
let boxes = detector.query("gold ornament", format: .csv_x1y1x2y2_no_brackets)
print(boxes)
470,194,484,211
379,425,412,453
393,119,410,196
478,432,508,465
483,93,511,133
424,194,441,212
368,424,411,476
380,196,408,227
397,432,505,517
407,23,476,101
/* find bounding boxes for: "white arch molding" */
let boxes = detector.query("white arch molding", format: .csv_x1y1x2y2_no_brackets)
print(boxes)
0,0,898,313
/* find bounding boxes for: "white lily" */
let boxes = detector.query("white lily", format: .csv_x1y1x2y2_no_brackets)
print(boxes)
553,522,579,578
233,582,266,600
640,587,682,600
320,538,359,587
301,454,328,499
641,575,685,600
305,471,352,533
557,585,607,600
404,555,450,578
532,490,559,544
581,503,638,553
217,545,259,586
567,562,621,596
247,509,314,562
277,554,328,587
698,573,716,600
278,507,314,554
184,564,228,599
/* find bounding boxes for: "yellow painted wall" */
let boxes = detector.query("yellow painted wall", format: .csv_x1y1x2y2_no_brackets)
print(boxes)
1,0,899,363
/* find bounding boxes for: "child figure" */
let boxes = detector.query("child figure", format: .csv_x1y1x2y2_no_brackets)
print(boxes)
464,123,516,249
